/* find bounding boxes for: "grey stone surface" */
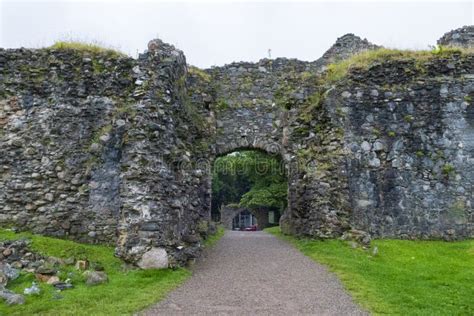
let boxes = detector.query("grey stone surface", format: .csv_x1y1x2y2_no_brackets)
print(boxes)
0,239,44,272
0,26,473,267
137,247,169,269
313,33,380,69
438,25,474,48
0,40,212,266
338,59,474,239
0,287,25,305
0,263,19,281
83,270,108,285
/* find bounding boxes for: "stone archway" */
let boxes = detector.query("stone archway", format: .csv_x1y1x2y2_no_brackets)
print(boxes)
2,30,472,270
215,137,282,157
210,144,288,232
213,105,286,157
220,204,270,230
210,103,289,231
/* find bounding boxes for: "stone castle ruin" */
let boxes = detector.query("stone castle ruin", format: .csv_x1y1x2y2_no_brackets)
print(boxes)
0,26,473,268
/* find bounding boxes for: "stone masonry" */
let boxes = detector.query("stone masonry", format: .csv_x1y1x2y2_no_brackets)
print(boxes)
0,27,473,267
220,205,269,230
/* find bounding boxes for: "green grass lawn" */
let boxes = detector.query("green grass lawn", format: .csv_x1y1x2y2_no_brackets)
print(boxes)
265,226,474,315
203,225,225,248
0,229,192,315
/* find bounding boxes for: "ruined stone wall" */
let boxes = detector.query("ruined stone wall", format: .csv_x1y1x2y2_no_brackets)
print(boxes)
279,76,352,238
0,41,212,266
1,27,473,268
312,33,381,69
208,59,315,155
279,52,474,240
115,40,213,266
201,54,358,239
199,34,382,239
337,54,474,239
207,32,381,155
0,48,136,243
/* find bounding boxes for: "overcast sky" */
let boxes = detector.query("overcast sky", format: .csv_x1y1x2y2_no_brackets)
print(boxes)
0,0,472,68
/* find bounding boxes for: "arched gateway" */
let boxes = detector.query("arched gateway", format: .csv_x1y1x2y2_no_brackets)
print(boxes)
0,28,473,268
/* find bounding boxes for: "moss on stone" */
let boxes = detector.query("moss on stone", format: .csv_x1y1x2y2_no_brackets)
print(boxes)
92,60,106,74
193,138,214,155
300,71,313,81
197,220,209,235
97,124,112,142
183,98,207,132
48,41,126,58
372,128,381,137
85,155,100,175
442,163,456,175
404,115,414,123
324,46,474,84
116,101,137,119
188,66,211,83
298,91,324,123
449,200,467,221
274,71,320,110
297,145,344,176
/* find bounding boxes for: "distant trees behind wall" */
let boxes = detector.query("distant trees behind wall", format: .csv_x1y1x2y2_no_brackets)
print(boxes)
211,151,287,220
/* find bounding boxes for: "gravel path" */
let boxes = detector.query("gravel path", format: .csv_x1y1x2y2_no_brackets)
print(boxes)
143,230,367,315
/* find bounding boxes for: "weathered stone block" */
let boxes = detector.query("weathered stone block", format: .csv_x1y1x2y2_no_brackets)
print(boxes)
137,247,169,269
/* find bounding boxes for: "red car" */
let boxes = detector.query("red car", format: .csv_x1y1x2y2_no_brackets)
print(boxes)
243,225,258,231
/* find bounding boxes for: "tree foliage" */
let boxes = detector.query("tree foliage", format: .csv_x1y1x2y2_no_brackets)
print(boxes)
211,151,287,215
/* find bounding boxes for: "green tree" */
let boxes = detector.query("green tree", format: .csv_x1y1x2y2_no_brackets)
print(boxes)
211,151,287,217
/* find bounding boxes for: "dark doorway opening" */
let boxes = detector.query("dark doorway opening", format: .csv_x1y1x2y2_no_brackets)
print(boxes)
232,209,257,230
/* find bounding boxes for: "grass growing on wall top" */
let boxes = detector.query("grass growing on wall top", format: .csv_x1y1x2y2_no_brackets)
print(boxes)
49,41,126,57
265,226,474,315
0,229,190,315
325,46,474,83
188,66,212,82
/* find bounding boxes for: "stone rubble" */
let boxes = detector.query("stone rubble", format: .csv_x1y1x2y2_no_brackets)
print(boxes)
0,287,25,305
83,270,108,285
